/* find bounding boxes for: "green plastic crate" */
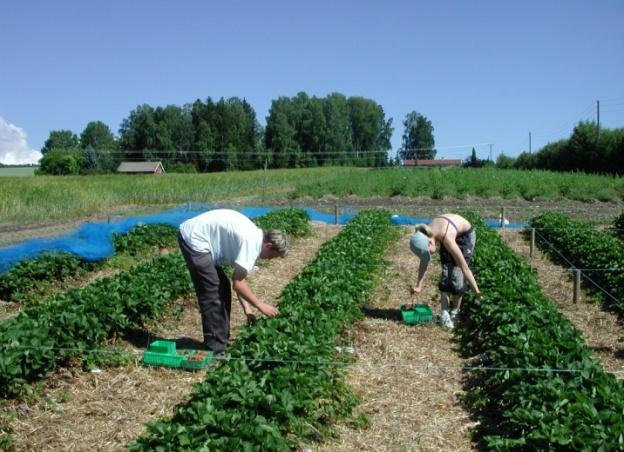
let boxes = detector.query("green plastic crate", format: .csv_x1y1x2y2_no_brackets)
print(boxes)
148,340,176,355
400,304,434,325
142,340,214,370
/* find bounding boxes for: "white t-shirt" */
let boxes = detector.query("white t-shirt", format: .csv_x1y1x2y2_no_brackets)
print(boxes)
179,209,263,274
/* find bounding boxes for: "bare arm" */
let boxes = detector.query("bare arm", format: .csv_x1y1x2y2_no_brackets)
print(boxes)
232,265,279,316
442,238,481,297
236,293,258,324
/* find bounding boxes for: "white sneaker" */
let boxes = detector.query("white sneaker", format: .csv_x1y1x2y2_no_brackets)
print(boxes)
439,310,454,329
450,309,460,323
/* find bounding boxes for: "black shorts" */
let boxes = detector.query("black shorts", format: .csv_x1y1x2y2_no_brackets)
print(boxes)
438,228,476,295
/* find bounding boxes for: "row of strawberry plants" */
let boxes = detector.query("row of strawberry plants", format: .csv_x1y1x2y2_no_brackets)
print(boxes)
528,212,624,316
0,208,310,304
0,252,192,397
0,253,100,303
614,211,624,241
0,208,311,397
129,210,397,451
0,224,177,304
459,213,624,449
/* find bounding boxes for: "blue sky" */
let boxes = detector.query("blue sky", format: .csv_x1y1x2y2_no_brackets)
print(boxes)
1,0,623,164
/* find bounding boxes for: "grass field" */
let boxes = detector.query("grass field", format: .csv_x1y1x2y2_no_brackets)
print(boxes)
0,167,37,177
0,166,622,223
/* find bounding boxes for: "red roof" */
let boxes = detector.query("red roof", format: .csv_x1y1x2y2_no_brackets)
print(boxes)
403,159,461,167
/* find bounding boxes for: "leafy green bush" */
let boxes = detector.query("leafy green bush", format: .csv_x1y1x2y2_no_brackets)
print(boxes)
36,150,85,175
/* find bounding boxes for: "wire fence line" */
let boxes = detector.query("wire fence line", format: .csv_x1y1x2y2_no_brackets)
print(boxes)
531,229,621,304
4,344,622,378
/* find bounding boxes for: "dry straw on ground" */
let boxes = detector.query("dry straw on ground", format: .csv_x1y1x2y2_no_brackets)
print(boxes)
315,227,476,452
6,223,339,451
5,223,623,451
498,229,624,377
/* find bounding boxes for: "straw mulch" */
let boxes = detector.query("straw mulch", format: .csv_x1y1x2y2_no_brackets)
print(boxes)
316,226,476,452
498,229,624,378
6,223,340,452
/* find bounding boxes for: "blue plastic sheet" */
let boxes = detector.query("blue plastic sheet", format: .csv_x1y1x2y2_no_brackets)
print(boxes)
0,204,357,274
390,214,526,230
0,204,525,275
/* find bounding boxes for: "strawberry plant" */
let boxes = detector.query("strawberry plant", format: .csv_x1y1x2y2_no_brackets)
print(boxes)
528,212,624,316
614,211,624,241
458,213,624,449
129,210,397,450
253,208,311,237
0,254,99,303
0,208,309,397
112,223,178,255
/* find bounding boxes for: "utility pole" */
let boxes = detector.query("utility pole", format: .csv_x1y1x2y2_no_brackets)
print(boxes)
597,99,600,139
529,132,532,154
489,143,492,161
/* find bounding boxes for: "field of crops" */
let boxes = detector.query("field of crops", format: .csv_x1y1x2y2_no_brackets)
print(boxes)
0,167,623,450
1,167,623,223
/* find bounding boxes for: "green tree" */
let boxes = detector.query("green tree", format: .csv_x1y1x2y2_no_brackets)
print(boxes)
37,150,85,175
495,153,515,169
323,93,352,165
513,151,537,170
80,121,116,150
399,112,435,160
150,105,193,163
463,148,486,168
80,121,118,172
265,103,301,168
41,130,79,154
299,97,327,166
118,104,158,161
565,121,601,173
348,97,392,166
118,104,193,165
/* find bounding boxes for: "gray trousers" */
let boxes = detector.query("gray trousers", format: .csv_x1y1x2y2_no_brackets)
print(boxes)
177,232,231,353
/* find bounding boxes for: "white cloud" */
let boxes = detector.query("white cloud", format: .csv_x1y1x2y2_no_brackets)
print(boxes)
0,116,42,165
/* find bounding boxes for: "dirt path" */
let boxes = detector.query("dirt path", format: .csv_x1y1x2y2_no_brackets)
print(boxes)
7,223,340,451
498,229,624,378
317,226,475,452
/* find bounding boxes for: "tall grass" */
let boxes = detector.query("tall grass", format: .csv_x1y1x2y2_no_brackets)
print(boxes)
289,167,624,201
1,167,622,223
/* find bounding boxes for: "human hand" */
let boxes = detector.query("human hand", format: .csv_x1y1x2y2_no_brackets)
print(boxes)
246,313,257,325
410,286,422,295
475,290,482,299
258,303,279,317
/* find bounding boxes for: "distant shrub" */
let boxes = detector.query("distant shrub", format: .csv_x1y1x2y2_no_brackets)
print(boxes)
36,150,85,175
167,162,198,173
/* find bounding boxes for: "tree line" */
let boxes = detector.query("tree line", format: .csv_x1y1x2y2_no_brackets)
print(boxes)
35,91,622,175
495,121,624,175
37,93,400,175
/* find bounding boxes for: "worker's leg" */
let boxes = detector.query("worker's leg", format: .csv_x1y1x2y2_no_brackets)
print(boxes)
451,294,463,311
440,291,450,312
178,233,230,353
